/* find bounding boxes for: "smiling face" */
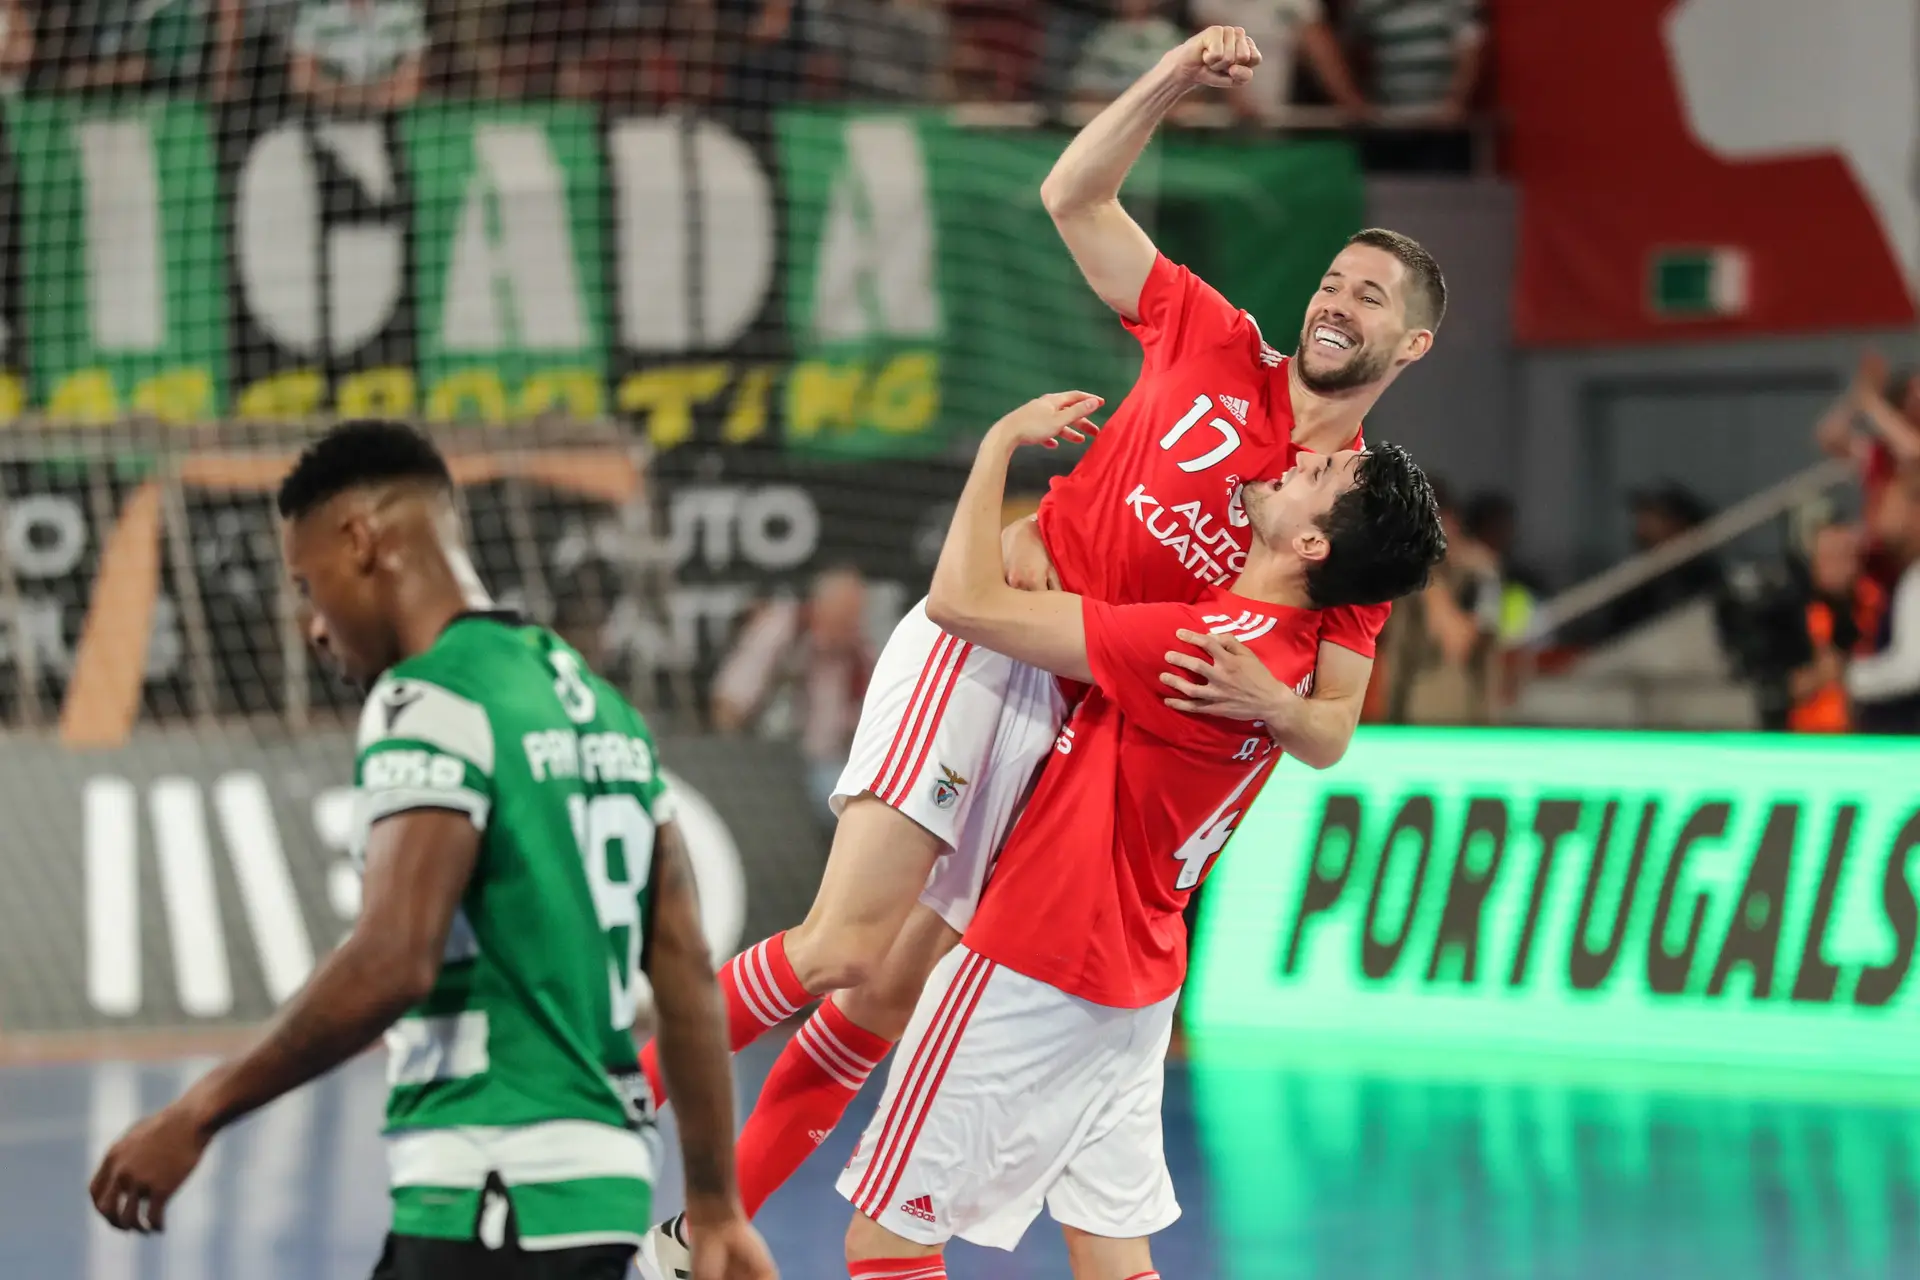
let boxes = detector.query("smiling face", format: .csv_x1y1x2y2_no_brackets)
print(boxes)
1296,243,1430,393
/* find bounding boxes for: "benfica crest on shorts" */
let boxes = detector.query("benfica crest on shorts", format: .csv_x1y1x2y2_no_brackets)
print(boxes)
930,765,969,811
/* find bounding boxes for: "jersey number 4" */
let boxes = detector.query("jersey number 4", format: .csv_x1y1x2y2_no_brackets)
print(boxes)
1161,395,1241,474
1169,763,1267,891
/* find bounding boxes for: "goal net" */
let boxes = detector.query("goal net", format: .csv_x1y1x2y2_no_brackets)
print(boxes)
0,3,1364,1034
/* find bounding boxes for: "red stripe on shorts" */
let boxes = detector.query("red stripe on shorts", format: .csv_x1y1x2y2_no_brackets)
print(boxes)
858,952,995,1218
852,951,987,1211
871,633,957,802
881,641,973,807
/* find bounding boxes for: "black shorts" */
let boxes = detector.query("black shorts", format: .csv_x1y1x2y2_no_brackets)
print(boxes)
370,1176,636,1280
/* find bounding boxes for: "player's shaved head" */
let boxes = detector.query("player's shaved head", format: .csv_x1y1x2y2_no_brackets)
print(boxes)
278,421,483,691
276,419,455,521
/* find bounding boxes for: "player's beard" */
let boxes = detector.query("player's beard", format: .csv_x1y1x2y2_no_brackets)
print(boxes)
1295,326,1393,393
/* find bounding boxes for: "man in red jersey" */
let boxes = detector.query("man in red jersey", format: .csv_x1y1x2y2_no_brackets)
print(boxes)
640,27,1443,1273
838,392,1444,1280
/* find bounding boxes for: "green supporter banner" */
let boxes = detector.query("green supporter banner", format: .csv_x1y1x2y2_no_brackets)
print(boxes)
775,109,1362,457
8,98,231,424
1187,729,1920,1073
401,103,610,424
0,98,1362,454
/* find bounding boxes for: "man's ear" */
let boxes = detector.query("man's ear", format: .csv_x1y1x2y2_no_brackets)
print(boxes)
1397,327,1434,367
344,513,379,574
1292,527,1332,564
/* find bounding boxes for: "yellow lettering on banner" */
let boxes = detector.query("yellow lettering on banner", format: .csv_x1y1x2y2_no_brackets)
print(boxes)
0,373,26,424
131,370,215,425
618,364,729,449
520,368,605,421
48,369,119,425
866,351,939,435
426,369,509,423
236,369,325,421
785,361,865,439
723,365,773,443
338,367,417,418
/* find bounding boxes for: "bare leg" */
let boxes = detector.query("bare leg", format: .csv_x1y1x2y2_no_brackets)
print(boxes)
834,904,964,1041
1063,1224,1157,1280
782,795,946,996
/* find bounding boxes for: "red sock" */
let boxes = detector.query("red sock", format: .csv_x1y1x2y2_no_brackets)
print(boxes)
639,932,814,1108
738,996,893,1214
848,1257,947,1280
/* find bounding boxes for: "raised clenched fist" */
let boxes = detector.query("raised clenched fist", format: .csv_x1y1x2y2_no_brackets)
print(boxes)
1171,25,1262,89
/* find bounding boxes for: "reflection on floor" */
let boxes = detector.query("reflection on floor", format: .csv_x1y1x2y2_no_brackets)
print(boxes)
5,1034,1916,1279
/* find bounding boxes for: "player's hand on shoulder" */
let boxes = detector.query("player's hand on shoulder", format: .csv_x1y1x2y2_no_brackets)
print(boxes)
690,1216,779,1280
989,391,1104,452
1171,25,1261,90
1161,627,1285,722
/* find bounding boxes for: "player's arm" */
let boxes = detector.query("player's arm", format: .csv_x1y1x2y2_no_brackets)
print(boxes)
642,820,768,1259
91,809,479,1232
926,394,1105,682
1161,635,1372,770
1040,26,1260,320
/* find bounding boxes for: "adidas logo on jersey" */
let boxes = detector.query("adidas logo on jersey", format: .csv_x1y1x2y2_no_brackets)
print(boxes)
1203,610,1278,643
1219,395,1250,425
901,1194,936,1222
808,1129,831,1146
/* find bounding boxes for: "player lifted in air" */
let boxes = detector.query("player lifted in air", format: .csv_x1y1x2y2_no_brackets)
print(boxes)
840,392,1444,1279
89,423,777,1280
640,24,1446,1272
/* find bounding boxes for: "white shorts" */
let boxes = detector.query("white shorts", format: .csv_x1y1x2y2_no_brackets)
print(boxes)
836,946,1181,1252
833,599,1068,932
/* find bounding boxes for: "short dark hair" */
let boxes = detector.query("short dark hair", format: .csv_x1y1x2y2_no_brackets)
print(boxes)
276,420,454,520
1306,442,1447,609
1347,228,1446,331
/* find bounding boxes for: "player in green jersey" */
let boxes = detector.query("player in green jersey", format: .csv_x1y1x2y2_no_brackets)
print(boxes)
90,422,777,1280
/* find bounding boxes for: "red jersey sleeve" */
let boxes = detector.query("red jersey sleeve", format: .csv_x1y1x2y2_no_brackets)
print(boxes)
1318,601,1391,659
1083,598,1230,749
1122,254,1249,369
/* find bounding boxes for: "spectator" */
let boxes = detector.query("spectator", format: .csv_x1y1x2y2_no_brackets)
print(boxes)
710,565,875,822
1342,0,1484,169
1039,0,1110,104
288,0,427,113
802,0,952,103
1070,0,1185,106
1379,481,1503,725
1461,490,1542,642
1787,522,1885,733
61,0,243,95
1190,0,1368,124
1815,348,1920,590
949,0,1041,102
1847,465,1920,734
0,0,34,94
1588,483,1723,642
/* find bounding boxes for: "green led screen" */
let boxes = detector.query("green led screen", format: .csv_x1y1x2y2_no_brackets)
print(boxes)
1186,729,1920,1071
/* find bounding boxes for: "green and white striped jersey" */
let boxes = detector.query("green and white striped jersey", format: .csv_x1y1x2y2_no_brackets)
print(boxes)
352,611,667,1249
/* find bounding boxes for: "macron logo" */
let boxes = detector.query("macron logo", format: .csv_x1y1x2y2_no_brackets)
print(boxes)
1203,610,1277,643
1220,395,1250,425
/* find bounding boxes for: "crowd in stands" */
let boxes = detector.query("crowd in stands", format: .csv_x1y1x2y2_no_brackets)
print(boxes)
9,3,1486,164
1788,352,1920,735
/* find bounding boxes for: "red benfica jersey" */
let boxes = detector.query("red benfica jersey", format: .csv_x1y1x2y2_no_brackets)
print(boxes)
964,591,1323,1008
1035,253,1388,658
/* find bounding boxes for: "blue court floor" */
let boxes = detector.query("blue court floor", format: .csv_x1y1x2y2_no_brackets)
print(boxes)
5,1034,1919,1279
